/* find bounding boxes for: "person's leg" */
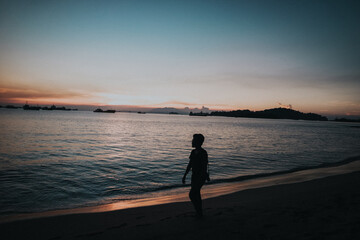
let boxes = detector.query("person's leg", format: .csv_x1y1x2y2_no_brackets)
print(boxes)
190,177,205,216
189,187,201,215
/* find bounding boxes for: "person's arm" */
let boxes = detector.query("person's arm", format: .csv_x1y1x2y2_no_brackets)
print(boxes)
205,151,210,181
182,158,192,184
206,164,210,181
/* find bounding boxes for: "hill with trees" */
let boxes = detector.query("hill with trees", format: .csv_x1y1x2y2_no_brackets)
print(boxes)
210,108,328,121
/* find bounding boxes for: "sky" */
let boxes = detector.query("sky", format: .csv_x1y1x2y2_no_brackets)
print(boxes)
0,0,359,116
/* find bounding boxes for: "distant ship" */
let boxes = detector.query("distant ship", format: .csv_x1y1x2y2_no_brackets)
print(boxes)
23,102,41,110
42,105,72,111
93,108,116,113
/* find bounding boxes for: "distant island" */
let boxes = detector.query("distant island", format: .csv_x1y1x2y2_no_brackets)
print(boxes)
0,105,22,109
93,108,116,113
0,104,78,110
334,118,360,123
199,108,328,121
189,111,209,116
149,106,210,115
22,103,77,111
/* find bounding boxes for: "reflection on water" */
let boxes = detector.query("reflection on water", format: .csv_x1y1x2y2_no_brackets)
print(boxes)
0,109,360,215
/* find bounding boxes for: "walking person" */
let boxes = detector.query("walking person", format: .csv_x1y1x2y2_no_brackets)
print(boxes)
182,134,210,217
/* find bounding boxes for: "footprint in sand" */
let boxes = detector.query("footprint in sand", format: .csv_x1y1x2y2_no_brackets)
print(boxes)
160,216,172,221
75,231,104,238
107,223,128,230
214,211,223,216
175,212,193,218
136,223,151,227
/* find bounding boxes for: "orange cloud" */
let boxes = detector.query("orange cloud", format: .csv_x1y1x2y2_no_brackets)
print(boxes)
152,101,234,110
0,87,102,105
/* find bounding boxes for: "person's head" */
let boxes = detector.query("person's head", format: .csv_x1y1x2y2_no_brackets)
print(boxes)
192,134,205,148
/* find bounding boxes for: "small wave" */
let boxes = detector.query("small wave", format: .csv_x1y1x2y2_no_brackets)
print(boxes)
208,155,360,184
142,155,360,193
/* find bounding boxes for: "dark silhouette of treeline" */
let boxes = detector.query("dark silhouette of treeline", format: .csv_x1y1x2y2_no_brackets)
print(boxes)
0,105,21,109
23,104,77,111
334,118,360,123
209,107,328,121
0,104,77,111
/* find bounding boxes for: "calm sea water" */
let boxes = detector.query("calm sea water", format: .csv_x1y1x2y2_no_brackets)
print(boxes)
0,109,360,215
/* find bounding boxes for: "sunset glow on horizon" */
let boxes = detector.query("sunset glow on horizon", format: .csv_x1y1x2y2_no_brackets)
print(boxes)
1,0,359,116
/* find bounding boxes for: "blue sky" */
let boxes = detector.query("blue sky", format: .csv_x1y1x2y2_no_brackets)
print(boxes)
0,0,359,115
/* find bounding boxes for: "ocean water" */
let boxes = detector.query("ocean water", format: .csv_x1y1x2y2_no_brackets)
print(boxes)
0,109,360,215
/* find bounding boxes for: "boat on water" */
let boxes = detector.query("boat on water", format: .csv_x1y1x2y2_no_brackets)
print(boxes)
93,108,116,113
42,105,73,111
23,103,41,110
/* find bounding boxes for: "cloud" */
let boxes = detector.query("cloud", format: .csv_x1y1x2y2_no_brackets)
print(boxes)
151,100,233,110
0,86,100,105
277,102,293,109
157,101,197,106
0,88,85,99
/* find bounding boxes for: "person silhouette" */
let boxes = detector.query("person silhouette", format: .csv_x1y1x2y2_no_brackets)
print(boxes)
182,134,210,217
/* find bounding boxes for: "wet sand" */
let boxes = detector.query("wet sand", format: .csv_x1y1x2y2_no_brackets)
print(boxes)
1,161,360,240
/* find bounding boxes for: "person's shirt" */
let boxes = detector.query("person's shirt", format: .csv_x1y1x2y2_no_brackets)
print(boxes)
189,148,208,177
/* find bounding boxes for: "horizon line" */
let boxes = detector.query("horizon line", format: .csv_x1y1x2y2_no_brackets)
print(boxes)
1,101,359,118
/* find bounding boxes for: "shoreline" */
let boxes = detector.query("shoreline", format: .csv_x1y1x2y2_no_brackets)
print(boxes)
1,157,359,225
1,162,359,239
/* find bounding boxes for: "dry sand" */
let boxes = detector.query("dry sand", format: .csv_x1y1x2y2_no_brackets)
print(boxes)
1,161,360,240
